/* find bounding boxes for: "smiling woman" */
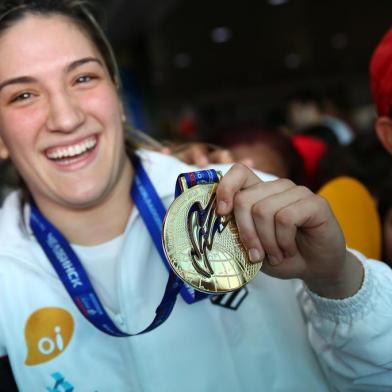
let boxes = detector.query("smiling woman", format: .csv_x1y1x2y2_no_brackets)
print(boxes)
0,1,390,392
0,3,135,245
0,14,132,238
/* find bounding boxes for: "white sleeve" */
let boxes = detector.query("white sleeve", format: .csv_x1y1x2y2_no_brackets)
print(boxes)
298,249,392,391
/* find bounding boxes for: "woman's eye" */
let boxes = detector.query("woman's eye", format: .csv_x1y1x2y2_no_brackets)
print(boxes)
75,75,96,84
10,92,33,103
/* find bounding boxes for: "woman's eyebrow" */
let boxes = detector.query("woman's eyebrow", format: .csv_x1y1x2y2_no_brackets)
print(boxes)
0,57,104,92
66,57,104,73
0,76,36,92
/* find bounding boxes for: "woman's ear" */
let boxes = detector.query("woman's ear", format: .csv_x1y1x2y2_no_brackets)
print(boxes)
375,116,392,155
0,137,9,160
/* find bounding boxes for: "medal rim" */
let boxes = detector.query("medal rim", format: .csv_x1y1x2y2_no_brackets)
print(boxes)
162,182,262,294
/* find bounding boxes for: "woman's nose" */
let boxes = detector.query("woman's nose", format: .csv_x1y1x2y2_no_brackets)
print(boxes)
46,92,85,133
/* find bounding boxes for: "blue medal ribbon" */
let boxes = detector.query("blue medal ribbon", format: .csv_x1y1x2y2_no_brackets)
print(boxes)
175,169,219,198
29,155,220,336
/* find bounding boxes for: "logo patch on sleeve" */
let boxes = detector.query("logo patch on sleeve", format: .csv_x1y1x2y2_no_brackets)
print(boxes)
24,307,74,366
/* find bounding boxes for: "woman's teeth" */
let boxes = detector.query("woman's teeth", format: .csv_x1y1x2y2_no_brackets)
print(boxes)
47,137,97,160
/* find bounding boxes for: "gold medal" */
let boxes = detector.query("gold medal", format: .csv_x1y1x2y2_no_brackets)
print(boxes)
163,174,262,293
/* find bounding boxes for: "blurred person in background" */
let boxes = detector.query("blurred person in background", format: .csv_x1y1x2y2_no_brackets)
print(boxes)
219,127,306,184
367,25,392,269
283,89,356,190
317,132,392,267
285,89,354,146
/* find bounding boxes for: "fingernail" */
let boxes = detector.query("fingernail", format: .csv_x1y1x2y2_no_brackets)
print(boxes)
268,255,281,266
248,248,261,263
217,201,228,214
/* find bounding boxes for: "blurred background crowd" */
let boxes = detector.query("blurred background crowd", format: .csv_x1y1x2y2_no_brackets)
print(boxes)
1,0,392,263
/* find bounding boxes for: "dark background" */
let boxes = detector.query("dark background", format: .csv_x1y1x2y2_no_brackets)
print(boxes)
97,0,392,139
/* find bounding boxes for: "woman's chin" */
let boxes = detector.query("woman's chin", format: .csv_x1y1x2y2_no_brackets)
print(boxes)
52,186,110,211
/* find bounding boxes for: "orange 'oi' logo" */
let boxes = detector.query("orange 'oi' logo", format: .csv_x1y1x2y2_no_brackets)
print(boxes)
24,307,74,366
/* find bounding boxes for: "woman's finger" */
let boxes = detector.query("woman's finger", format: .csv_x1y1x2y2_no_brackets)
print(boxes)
232,179,298,263
252,185,312,264
226,177,296,262
216,163,261,215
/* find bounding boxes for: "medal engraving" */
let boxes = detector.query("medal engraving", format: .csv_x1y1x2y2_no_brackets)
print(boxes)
188,193,231,278
163,180,262,293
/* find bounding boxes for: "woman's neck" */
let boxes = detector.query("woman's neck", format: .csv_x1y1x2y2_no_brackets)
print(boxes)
31,160,134,246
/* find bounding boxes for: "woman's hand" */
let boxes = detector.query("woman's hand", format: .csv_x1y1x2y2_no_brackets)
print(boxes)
216,163,364,299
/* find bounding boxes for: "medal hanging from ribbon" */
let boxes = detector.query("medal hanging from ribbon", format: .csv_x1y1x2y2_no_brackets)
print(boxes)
30,155,260,336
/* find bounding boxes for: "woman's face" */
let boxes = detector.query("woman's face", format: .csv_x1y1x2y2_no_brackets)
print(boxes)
0,14,130,211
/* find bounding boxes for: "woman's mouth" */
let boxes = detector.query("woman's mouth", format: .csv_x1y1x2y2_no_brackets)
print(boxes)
45,135,98,168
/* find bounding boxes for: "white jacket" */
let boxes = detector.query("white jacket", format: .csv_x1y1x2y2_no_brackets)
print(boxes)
0,150,391,391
